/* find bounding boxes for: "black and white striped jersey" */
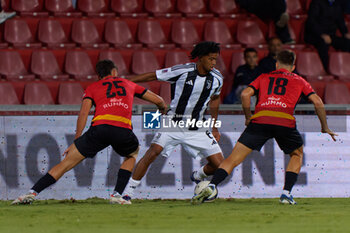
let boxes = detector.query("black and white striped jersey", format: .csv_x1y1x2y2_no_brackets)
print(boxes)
156,63,223,121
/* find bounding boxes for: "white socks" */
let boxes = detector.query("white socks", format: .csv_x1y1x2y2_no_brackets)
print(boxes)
193,166,208,180
282,190,291,196
123,178,141,198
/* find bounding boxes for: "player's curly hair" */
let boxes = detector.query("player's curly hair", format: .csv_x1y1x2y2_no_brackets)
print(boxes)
96,60,118,79
190,41,220,59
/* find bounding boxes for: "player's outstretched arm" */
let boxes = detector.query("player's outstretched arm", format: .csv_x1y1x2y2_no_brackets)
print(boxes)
75,98,93,139
308,94,338,141
209,95,221,142
241,87,255,126
128,72,157,83
142,90,167,114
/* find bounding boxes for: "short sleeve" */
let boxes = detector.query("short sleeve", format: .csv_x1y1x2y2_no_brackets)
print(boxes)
156,63,194,83
248,74,263,94
302,79,315,97
134,83,147,98
83,85,93,100
213,77,223,96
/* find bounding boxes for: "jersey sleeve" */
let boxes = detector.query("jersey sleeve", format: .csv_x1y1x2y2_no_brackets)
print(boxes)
156,64,194,83
212,71,224,96
248,74,263,94
83,85,94,101
134,83,147,98
301,79,316,97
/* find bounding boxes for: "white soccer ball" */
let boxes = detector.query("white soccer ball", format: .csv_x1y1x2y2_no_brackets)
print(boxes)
194,181,218,202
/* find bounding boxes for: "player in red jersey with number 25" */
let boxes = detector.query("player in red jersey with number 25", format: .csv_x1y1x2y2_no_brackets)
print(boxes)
12,60,167,205
192,50,338,205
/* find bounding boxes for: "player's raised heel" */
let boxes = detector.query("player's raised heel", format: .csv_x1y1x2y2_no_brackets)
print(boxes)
279,194,297,205
110,194,132,205
191,185,215,205
11,192,37,205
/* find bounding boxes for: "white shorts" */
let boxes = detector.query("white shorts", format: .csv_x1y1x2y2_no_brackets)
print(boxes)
151,130,222,159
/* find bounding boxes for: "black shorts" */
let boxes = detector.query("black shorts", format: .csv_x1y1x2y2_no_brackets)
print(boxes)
74,124,139,158
238,123,303,154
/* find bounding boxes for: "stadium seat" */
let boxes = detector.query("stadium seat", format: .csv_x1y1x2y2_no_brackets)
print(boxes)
4,19,41,48
329,52,350,79
0,83,20,104
104,20,142,49
37,19,75,48
204,21,240,49
12,0,48,16
99,50,129,76
24,82,54,105
220,74,234,101
145,0,181,17
65,51,98,81
31,50,69,81
0,51,35,80
164,51,190,67
324,82,350,104
45,0,82,17
306,74,334,100
111,0,148,17
58,82,84,105
131,51,160,75
303,0,312,12
230,51,244,73
177,0,213,18
171,20,199,48
209,0,239,17
133,81,162,104
296,51,327,77
71,19,109,48
236,19,266,45
216,55,229,75
137,20,175,49
159,81,171,104
77,0,115,17
286,0,304,15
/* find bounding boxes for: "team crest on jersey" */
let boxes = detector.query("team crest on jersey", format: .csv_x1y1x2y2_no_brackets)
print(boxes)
186,80,194,86
206,80,212,89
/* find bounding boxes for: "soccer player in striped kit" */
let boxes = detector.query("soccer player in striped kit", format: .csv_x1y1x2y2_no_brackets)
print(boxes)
123,41,226,202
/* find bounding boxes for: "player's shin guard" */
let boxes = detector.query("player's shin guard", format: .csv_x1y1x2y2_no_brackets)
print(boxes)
123,178,141,198
210,168,229,186
283,171,298,193
114,169,132,195
31,173,57,194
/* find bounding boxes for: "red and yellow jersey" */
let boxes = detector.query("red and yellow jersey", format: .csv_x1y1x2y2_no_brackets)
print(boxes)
248,69,315,128
83,76,147,129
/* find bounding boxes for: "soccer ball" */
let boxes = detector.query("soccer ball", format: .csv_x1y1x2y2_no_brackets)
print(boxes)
194,181,218,202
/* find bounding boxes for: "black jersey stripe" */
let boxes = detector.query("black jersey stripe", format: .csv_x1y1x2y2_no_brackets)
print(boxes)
191,74,214,121
168,74,182,82
211,69,224,79
171,83,176,100
173,71,197,120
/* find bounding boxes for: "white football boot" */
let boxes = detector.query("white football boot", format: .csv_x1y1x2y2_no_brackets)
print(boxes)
11,192,37,205
110,193,132,205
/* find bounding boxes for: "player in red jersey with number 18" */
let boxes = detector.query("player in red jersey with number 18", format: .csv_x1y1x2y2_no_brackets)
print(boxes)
12,60,167,205
192,50,338,205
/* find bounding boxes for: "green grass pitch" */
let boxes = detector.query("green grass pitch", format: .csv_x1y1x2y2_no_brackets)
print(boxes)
1,198,349,233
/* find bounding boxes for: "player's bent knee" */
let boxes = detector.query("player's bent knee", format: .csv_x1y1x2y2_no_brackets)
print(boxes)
146,143,163,159
126,146,140,159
